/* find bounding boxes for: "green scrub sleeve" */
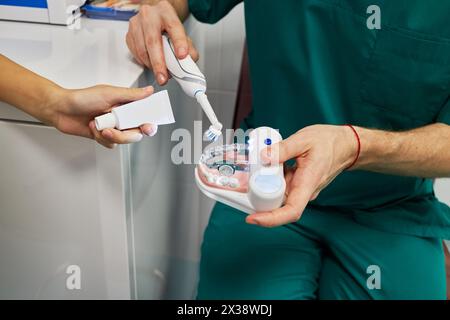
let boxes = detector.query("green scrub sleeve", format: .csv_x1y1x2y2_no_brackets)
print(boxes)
437,97,450,125
188,0,243,24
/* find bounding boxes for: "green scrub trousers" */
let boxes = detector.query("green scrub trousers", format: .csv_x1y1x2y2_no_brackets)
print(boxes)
198,203,446,299
188,0,450,299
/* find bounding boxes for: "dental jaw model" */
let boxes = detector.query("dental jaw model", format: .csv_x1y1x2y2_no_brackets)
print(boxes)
162,35,223,141
195,127,286,213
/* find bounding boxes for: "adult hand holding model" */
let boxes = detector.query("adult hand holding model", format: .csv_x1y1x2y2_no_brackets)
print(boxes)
246,125,358,227
0,54,157,148
247,123,450,227
126,0,198,84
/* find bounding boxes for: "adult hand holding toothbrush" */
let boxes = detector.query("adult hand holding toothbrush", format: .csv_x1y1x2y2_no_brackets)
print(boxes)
127,1,223,141
0,54,157,149
126,0,199,85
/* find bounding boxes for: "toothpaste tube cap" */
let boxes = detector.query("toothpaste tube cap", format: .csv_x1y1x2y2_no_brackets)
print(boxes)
95,113,117,131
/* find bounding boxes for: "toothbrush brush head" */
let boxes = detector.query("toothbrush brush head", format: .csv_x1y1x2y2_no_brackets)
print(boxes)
204,124,223,142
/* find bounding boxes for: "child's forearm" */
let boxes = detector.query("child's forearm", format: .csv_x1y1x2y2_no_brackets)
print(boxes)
0,54,64,125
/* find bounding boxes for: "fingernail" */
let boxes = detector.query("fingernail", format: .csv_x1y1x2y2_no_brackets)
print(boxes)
246,218,259,226
178,47,187,56
157,73,166,84
261,156,271,165
142,124,158,137
102,129,113,139
260,148,272,165
149,125,159,137
261,154,273,166
143,86,153,92
129,132,143,143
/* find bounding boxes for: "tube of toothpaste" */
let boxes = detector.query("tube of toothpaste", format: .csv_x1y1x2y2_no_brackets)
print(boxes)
95,90,175,131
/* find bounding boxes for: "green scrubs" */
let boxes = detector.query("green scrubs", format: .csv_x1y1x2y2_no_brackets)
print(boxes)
188,0,450,299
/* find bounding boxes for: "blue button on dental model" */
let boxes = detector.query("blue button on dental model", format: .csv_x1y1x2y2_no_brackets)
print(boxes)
264,138,272,145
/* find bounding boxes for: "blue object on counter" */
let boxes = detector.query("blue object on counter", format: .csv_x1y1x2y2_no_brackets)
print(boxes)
0,0,48,8
83,4,137,21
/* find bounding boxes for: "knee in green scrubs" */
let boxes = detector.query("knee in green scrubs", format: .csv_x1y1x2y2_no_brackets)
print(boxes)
198,203,446,300
189,0,450,299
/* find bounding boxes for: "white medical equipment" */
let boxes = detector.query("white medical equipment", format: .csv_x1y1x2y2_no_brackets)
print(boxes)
0,0,85,25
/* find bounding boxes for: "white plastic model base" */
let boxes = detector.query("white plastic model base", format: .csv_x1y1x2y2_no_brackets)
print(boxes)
195,127,286,214
195,169,254,213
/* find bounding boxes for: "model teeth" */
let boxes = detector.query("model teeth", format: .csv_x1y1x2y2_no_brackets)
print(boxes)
203,171,240,189
229,178,239,188
199,144,247,189
217,176,229,186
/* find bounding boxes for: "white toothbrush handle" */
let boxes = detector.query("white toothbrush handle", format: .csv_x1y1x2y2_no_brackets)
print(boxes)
162,34,222,140
162,34,206,97
196,92,219,126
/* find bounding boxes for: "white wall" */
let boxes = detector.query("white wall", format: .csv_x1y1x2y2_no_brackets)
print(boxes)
435,179,450,247
435,179,450,206
436,179,450,252
200,3,246,133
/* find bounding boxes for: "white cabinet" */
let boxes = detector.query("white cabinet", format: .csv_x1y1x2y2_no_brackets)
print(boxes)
0,121,131,299
0,77,210,300
0,81,210,299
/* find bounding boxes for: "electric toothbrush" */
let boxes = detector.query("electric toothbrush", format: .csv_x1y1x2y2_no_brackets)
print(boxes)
162,34,223,141
195,127,286,213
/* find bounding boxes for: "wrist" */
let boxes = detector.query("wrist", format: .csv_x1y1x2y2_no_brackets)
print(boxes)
348,126,390,170
339,125,360,170
351,126,367,170
141,0,190,21
353,127,401,170
41,85,69,128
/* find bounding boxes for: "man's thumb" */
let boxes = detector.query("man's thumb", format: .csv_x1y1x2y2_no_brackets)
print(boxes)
260,141,285,165
261,138,301,165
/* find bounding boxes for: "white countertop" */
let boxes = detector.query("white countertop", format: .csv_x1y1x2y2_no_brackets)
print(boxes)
0,17,145,122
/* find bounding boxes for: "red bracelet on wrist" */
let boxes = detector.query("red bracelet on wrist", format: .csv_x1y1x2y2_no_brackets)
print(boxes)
344,124,361,170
